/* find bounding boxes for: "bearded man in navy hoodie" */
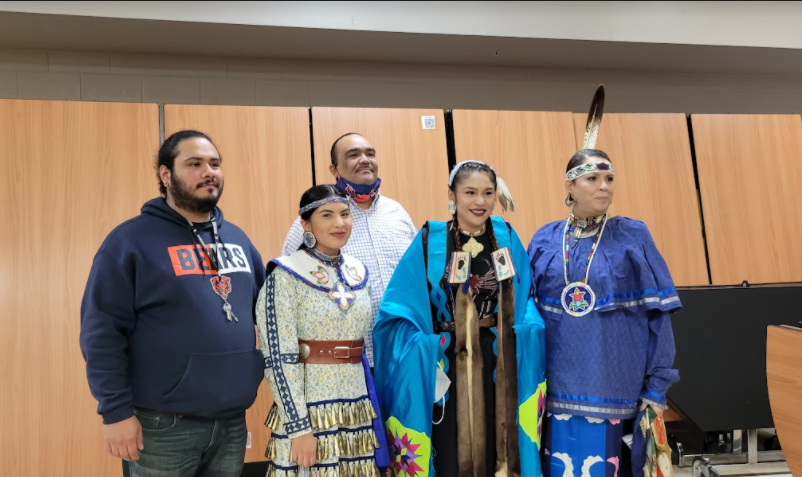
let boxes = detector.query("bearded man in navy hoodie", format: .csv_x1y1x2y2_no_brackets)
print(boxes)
80,130,266,476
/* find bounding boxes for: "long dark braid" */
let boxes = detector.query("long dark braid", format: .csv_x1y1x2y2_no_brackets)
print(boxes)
452,212,464,252
486,218,509,302
486,217,500,256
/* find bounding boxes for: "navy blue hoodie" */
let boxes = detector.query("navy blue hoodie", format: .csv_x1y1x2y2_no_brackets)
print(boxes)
80,198,266,424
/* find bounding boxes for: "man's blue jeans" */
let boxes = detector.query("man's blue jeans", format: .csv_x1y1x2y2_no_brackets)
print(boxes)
123,408,248,477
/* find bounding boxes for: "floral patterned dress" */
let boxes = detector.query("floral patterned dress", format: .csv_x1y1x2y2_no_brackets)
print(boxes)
256,249,381,477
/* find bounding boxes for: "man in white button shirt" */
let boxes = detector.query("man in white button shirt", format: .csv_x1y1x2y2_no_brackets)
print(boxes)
282,133,417,366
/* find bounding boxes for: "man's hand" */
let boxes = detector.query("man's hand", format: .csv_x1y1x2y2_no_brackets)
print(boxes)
104,416,144,461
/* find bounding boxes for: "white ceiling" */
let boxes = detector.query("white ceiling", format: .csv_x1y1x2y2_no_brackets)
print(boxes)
2,11,802,76
2,1,802,49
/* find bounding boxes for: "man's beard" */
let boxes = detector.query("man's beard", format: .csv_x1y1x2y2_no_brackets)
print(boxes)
169,173,223,216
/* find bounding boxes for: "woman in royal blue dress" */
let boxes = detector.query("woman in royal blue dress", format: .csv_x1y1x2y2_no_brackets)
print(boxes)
528,145,681,477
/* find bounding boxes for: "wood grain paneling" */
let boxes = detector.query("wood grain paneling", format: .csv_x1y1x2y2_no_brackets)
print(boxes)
692,114,802,284
0,99,160,477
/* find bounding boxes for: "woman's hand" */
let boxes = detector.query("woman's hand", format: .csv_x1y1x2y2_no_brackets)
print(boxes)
291,432,317,468
640,402,664,418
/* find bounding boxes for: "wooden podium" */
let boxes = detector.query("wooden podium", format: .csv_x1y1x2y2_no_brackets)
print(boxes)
766,325,802,476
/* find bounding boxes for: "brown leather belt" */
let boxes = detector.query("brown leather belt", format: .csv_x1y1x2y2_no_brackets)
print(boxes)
298,339,364,364
433,315,497,333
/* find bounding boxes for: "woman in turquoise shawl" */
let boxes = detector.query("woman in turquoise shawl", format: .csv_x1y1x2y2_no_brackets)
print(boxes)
373,160,547,477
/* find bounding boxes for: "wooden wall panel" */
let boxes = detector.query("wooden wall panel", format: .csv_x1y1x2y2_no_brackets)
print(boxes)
311,107,450,227
164,104,313,463
571,113,708,286
0,100,160,477
452,110,578,245
692,114,802,284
